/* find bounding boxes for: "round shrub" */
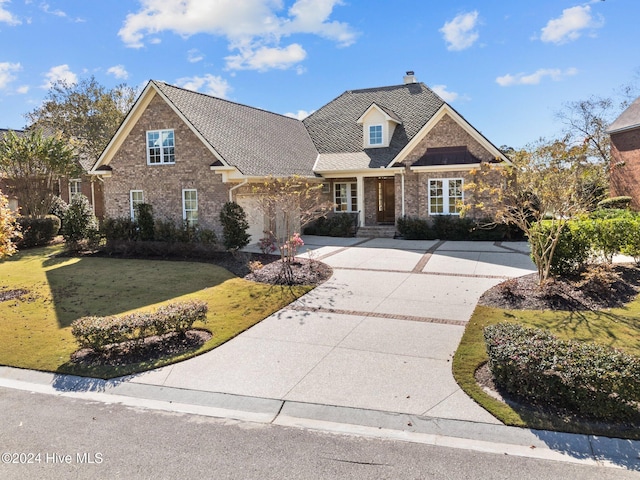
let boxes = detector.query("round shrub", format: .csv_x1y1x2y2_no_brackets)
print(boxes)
16,215,61,248
62,194,99,250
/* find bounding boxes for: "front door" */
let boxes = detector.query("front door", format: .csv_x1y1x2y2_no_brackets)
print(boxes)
376,177,395,224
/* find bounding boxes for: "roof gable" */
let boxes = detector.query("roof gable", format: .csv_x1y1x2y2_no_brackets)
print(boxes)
607,96,640,134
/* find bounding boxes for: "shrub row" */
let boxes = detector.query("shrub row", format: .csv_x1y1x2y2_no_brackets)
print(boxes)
71,300,208,352
484,322,640,421
15,215,61,248
304,213,357,237
532,209,640,276
396,215,521,241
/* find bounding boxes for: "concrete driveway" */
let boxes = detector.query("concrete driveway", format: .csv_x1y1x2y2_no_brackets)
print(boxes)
129,236,536,424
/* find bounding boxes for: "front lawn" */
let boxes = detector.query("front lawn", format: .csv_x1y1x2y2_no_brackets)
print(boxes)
453,278,640,439
0,245,311,379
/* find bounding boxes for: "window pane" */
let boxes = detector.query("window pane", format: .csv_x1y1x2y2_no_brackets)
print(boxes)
369,125,382,145
183,190,198,226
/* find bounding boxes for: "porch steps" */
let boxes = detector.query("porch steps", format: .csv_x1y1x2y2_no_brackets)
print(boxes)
356,225,397,238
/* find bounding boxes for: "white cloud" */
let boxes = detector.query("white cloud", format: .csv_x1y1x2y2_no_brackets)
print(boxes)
187,48,204,63
175,74,231,98
284,109,313,120
0,62,21,89
496,67,578,86
107,65,129,79
118,0,356,71
540,5,603,44
42,64,78,89
0,0,20,25
40,2,67,17
225,43,306,71
431,85,459,103
16,85,29,94
440,11,479,51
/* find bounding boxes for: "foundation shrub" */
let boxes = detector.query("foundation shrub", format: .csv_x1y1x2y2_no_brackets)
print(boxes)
304,214,356,237
484,323,640,421
396,216,435,240
219,201,250,251
16,215,61,248
71,300,208,353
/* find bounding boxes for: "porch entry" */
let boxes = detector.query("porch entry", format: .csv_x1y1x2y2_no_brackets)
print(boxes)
376,177,395,224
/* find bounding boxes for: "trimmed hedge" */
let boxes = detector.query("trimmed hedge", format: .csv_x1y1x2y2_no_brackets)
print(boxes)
304,213,357,237
396,216,517,241
597,196,632,210
16,215,61,248
484,323,640,421
72,300,208,352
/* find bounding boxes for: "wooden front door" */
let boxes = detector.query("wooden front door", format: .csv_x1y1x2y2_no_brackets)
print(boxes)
376,177,395,224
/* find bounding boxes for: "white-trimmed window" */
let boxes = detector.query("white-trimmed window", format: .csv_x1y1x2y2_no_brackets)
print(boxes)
334,183,357,212
69,179,81,198
429,178,463,215
368,125,383,146
147,129,175,164
182,189,198,226
130,190,144,220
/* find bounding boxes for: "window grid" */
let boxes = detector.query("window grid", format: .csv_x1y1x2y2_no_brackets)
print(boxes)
69,179,81,198
183,189,198,226
334,183,357,212
130,190,144,220
429,178,463,215
369,125,383,145
147,129,175,164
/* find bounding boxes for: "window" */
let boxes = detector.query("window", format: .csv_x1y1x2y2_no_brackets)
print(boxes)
69,179,81,198
182,189,198,226
334,183,357,212
429,178,463,215
130,190,144,220
147,129,175,164
368,125,383,146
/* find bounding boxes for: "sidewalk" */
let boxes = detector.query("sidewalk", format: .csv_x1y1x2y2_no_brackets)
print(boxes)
1,237,638,470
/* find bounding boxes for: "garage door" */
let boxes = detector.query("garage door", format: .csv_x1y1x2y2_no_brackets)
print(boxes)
236,195,265,244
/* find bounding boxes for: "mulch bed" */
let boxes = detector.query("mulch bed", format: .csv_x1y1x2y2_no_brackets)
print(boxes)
245,258,333,286
478,264,640,311
70,329,212,366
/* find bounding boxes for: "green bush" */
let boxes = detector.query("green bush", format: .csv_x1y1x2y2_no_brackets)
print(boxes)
49,196,68,227
71,300,208,352
62,194,99,250
484,323,640,421
597,196,632,210
101,216,138,243
620,216,640,264
219,201,250,250
396,216,435,240
432,215,475,240
136,203,155,241
16,215,61,248
530,221,591,276
304,214,356,237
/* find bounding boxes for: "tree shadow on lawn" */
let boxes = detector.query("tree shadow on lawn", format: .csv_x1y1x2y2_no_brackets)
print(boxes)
45,256,235,328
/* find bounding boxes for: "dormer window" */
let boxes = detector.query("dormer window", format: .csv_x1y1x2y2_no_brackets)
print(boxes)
357,103,402,149
369,125,383,145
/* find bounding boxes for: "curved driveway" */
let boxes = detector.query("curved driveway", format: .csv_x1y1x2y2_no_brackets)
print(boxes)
130,236,536,424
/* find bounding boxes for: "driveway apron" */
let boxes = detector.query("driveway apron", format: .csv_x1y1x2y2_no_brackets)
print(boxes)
130,237,536,424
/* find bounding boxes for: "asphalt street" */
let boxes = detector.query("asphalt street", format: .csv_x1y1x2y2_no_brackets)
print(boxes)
0,388,636,480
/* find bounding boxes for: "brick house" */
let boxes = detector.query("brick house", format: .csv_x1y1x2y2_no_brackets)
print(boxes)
90,73,510,240
607,96,640,210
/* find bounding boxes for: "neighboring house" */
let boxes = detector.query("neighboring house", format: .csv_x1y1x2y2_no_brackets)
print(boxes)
607,96,640,210
0,128,104,217
90,72,510,240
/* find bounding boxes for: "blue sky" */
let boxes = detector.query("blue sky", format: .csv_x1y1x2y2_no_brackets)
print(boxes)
0,0,638,149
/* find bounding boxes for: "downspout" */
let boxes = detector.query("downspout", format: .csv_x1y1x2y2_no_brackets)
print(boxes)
401,169,405,218
228,178,248,202
90,178,96,214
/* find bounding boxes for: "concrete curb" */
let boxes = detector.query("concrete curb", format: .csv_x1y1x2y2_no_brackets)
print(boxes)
1,366,638,471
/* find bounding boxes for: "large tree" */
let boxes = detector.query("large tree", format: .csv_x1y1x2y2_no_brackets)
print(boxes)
465,138,600,284
0,129,79,217
25,76,137,165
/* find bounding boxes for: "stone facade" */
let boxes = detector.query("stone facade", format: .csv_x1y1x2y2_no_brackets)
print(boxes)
102,94,230,232
610,129,640,210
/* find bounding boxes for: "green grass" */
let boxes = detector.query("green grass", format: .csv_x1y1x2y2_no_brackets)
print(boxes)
453,300,640,439
0,245,311,379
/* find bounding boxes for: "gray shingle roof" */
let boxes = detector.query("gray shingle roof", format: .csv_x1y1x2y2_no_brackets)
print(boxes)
153,81,318,177
304,83,444,170
607,96,640,134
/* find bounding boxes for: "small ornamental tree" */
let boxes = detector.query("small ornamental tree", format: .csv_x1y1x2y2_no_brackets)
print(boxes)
0,190,20,259
251,176,334,283
219,201,250,251
62,194,99,251
464,138,599,284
